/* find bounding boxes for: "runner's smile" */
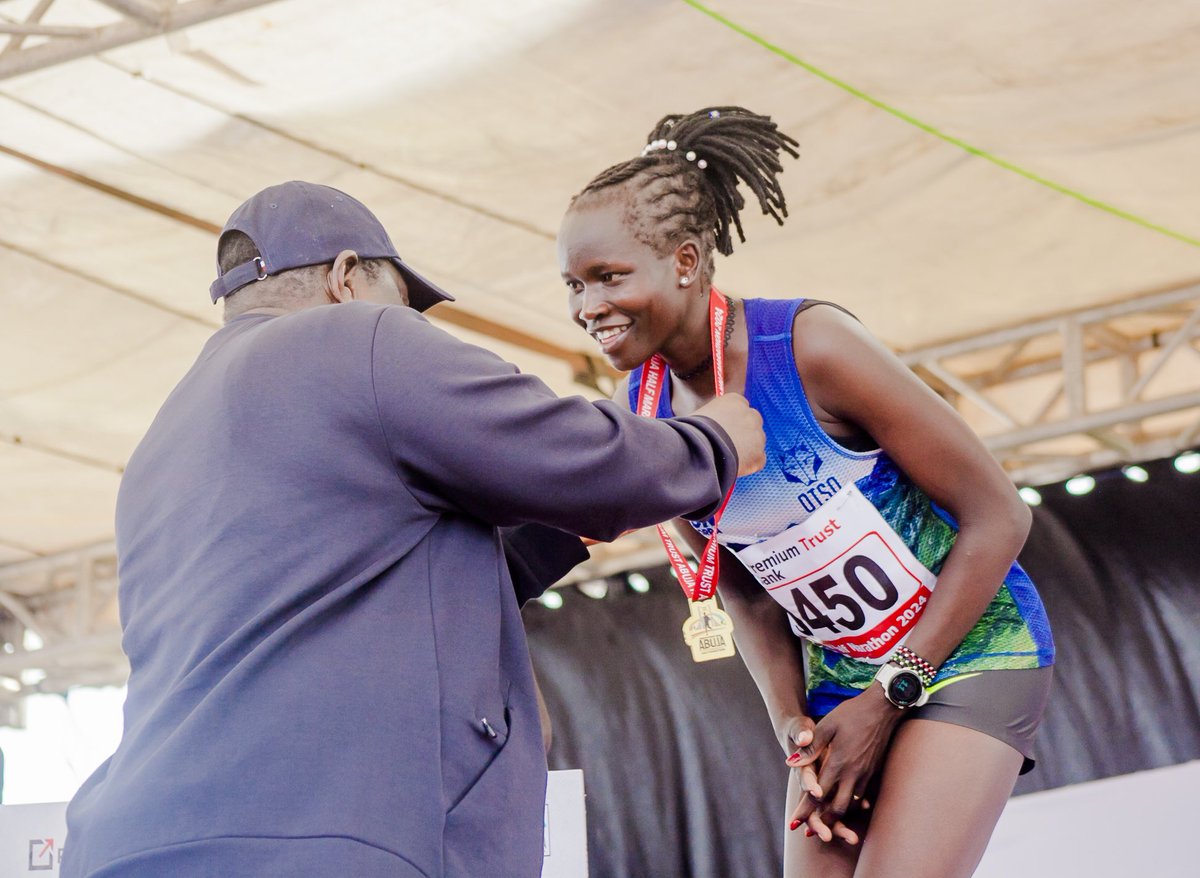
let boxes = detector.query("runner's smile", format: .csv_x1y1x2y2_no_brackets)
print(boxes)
589,321,633,353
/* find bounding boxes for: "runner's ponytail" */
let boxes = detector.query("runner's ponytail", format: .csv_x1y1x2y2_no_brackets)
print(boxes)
573,106,799,266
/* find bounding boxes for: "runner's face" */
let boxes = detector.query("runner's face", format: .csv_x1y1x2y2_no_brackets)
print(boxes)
557,198,689,371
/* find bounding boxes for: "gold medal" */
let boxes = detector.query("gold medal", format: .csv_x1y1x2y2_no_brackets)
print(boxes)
681,596,736,663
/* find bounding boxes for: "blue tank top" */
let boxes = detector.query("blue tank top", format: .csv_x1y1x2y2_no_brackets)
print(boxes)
630,297,1055,714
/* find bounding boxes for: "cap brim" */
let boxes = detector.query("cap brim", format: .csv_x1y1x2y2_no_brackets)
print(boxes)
393,259,454,312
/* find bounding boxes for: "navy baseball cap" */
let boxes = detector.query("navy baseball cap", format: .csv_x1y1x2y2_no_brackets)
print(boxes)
209,181,454,312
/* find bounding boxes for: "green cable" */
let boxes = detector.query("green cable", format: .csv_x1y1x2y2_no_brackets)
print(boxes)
682,0,1200,249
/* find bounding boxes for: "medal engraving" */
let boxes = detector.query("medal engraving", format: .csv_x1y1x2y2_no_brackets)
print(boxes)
682,597,737,663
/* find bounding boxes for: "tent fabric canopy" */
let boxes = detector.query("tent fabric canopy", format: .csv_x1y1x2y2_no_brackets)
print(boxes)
2,0,1199,561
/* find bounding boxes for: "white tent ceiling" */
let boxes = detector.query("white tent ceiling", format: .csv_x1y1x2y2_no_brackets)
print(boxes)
2,0,1199,575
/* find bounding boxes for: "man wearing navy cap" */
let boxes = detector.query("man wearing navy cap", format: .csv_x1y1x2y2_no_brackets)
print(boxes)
62,182,764,877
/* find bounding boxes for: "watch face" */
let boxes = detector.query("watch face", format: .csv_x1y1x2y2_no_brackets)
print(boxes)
887,670,923,708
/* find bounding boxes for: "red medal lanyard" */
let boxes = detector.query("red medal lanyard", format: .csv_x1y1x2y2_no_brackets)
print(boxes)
635,287,733,603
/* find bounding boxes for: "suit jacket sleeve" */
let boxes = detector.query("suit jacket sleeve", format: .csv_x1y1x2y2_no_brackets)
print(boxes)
370,306,737,540
500,524,589,605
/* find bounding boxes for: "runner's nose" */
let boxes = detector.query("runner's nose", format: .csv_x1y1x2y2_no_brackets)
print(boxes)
577,286,610,322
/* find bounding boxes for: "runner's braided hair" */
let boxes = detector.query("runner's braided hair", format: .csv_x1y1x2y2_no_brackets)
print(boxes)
571,106,799,280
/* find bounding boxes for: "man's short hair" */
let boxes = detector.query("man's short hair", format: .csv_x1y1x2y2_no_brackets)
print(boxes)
217,231,385,320
217,230,261,275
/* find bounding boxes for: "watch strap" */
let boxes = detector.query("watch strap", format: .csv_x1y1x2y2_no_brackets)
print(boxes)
893,645,937,686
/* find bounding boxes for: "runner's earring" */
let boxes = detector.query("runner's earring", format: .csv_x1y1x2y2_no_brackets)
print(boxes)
680,276,690,286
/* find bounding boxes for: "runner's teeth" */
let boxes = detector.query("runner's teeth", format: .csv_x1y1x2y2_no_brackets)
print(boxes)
596,326,628,342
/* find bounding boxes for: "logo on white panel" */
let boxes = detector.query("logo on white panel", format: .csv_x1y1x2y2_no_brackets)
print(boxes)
28,838,56,871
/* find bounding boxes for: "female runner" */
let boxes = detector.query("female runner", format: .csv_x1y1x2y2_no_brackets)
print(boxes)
555,107,1055,877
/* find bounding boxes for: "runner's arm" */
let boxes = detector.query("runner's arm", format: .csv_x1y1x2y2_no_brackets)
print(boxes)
785,304,1031,834
673,522,811,753
793,305,1030,672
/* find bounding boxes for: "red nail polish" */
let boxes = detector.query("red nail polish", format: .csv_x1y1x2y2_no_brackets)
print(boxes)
789,819,800,831
804,827,813,838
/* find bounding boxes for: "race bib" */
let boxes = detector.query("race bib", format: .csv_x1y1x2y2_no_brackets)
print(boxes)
732,484,936,663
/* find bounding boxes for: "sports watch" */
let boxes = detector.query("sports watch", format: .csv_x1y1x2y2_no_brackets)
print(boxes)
874,662,930,709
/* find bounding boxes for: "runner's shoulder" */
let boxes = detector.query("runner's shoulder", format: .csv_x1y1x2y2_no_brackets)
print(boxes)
790,300,874,376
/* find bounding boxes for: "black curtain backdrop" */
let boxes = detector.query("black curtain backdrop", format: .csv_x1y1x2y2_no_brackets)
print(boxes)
525,457,1200,878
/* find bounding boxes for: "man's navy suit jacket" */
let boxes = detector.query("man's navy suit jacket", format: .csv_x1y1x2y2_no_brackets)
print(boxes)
63,302,737,877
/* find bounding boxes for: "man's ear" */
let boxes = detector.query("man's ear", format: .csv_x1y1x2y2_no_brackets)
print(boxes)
326,250,361,303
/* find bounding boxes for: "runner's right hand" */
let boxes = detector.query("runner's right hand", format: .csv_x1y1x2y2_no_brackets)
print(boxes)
692,393,766,477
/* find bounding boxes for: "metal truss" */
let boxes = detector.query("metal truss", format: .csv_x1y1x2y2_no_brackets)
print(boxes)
0,0,281,81
900,282,1200,486
0,541,124,726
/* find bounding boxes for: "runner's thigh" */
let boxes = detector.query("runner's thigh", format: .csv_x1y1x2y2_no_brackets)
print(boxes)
852,718,1022,878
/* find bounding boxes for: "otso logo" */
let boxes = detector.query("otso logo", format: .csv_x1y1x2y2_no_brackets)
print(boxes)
779,443,823,487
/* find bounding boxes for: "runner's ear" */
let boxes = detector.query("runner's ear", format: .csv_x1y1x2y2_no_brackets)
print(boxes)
674,240,702,288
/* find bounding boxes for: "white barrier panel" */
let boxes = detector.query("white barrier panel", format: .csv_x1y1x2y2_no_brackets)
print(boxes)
4,764,1195,876
0,770,588,877
978,760,1199,878
0,801,68,875
543,769,589,878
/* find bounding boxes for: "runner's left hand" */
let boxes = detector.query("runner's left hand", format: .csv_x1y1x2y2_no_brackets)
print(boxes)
786,684,901,840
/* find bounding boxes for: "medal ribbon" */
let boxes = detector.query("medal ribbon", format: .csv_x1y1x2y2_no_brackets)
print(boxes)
636,287,733,603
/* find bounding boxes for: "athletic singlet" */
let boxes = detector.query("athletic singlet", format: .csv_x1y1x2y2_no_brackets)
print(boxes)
629,297,1055,715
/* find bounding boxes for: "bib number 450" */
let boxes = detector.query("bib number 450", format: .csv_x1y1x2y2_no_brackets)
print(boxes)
790,555,899,637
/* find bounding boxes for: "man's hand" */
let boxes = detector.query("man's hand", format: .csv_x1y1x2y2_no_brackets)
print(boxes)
692,393,765,477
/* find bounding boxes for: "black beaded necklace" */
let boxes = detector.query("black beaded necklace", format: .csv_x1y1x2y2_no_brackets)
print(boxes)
670,298,737,382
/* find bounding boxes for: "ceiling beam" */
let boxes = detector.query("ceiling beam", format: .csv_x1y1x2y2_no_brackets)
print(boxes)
0,0,283,80
0,21,91,37
93,0,169,26
897,281,1200,366
982,390,1200,453
0,0,57,59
